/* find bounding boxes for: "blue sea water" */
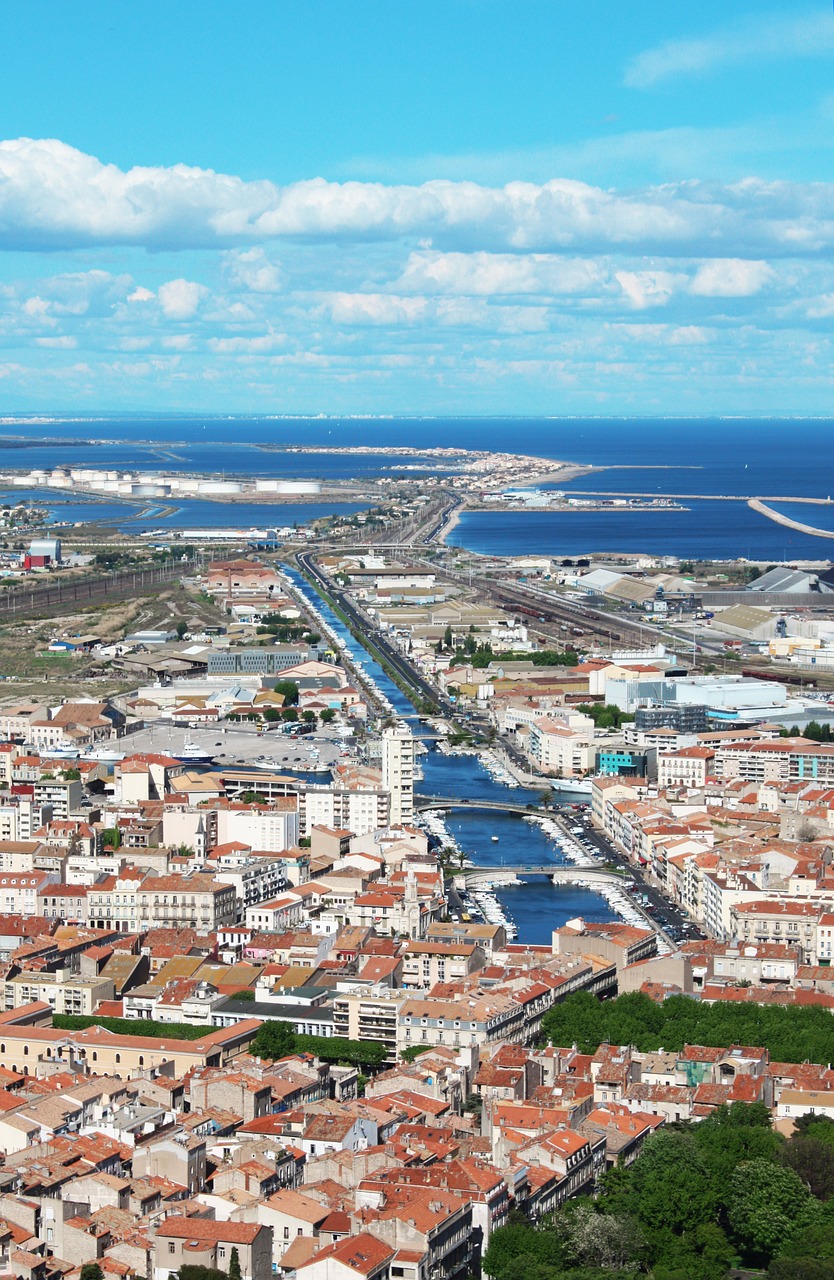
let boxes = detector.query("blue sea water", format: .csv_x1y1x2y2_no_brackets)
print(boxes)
0,414,830,495
1,415,831,556
1,487,369,531
446,501,834,561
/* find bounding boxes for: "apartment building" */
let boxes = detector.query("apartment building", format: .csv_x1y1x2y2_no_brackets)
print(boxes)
304,785,390,839
33,778,83,820
0,870,56,915
716,740,834,784
730,898,826,963
152,1219,272,1280
0,801,53,843
381,725,415,828
87,870,237,932
527,718,595,778
400,941,486,988
1,969,113,1016
332,990,405,1063
136,874,238,931
398,993,524,1053
214,853,289,911
213,800,300,852
657,746,716,789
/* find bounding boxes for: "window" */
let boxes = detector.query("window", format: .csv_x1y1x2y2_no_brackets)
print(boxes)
169,1244,176,1255
218,1249,225,1260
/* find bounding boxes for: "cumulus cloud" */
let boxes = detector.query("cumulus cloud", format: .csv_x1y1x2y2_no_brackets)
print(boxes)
689,258,774,297
615,270,685,309
1,137,834,259
157,278,208,320
624,10,834,90
225,248,283,294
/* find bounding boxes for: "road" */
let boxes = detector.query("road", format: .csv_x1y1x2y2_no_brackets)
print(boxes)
551,802,705,943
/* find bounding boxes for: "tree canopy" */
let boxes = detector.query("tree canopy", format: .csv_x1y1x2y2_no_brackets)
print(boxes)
248,1019,387,1069
483,1103,834,1279
540,990,834,1065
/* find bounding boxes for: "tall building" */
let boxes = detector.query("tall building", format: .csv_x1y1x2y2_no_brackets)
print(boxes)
382,723,415,827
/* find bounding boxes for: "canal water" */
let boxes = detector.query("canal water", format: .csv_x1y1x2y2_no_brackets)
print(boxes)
287,566,617,943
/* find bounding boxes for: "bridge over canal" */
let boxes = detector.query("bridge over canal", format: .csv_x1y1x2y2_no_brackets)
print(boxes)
457,865,627,887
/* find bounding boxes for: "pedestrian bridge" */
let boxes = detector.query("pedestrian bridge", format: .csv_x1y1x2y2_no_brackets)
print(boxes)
457,866,626,887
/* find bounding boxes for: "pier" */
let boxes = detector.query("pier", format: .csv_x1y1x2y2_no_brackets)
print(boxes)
747,498,834,541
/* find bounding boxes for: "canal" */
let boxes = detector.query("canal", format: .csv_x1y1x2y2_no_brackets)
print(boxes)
286,564,618,943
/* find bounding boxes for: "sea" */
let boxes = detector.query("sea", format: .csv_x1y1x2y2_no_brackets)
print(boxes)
0,414,832,558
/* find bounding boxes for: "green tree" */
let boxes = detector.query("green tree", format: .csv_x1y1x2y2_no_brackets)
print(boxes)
80,1265,104,1280
228,1248,241,1280
101,826,121,849
400,1045,434,1063
249,1020,297,1059
273,680,299,705
178,1267,229,1280
320,708,336,723
768,1262,834,1280
601,1128,717,1239
175,621,188,640
727,1159,818,1263
780,1135,834,1201
302,710,316,724
482,1222,569,1279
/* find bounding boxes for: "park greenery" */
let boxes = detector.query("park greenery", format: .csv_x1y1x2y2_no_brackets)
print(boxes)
54,1013,212,1040
540,991,834,1065
54,1012,388,1068
447,640,578,669
483,1105,834,1280
248,1017,387,1068
576,703,635,730
780,720,834,742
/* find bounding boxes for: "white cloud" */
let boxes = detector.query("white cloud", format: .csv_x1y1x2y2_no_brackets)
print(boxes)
1,137,834,259
615,270,684,309
225,248,283,294
624,10,834,90
325,293,429,326
128,286,154,303
208,332,287,353
395,250,605,296
35,335,78,349
689,258,774,297
157,278,208,320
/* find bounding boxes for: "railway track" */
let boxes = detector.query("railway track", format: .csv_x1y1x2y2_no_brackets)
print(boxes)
0,561,185,619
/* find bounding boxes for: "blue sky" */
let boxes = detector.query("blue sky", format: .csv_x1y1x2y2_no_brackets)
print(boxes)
0,0,833,414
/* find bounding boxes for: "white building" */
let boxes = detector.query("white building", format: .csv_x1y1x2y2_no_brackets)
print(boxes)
382,724,415,828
